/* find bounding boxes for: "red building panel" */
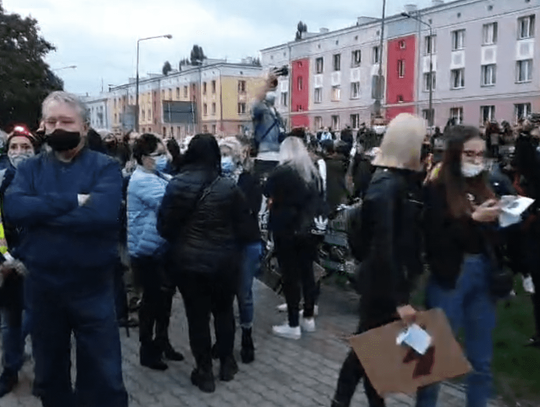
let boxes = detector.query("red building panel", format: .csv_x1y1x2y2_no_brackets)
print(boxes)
291,114,310,128
386,35,416,122
291,58,310,116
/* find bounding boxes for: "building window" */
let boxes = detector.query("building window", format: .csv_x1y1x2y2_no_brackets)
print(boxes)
314,88,322,103
423,72,436,91
352,50,361,67
203,103,208,116
398,60,405,78
451,29,465,51
333,54,341,71
212,103,216,115
481,105,496,122
331,86,341,101
203,125,208,133
238,80,246,93
314,116,323,130
350,82,360,99
425,35,437,54
297,76,303,91
315,57,324,74
280,92,288,107
238,102,246,114
168,89,172,100
517,59,533,82
515,103,532,120
422,109,435,123
184,86,188,98
450,107,464,124
177,126,181,136
212,124,216,134
203,82,208,95
163,127,166,135
372,46,380,64
482,23,498,45
481,64,497,86
331,115,340,131
518,15,535,39
451,68,465,89
296,104,303,112
350,114,360,129
176,87,180,99
399,40,406,49
212,80,216,94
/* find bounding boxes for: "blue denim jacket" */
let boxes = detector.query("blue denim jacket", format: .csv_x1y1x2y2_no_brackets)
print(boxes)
252,101,281,155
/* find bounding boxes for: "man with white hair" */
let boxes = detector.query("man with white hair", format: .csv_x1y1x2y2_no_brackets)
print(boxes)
3,91,128,407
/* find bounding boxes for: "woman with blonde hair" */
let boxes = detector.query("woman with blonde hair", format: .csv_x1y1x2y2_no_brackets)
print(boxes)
331,113,426,407
264,136,324,339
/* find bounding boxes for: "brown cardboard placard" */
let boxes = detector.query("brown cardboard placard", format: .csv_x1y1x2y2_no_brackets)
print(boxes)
349,308,472,396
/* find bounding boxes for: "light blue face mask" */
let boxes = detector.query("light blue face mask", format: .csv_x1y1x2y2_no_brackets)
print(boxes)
154,155,168,172
221,156,236,174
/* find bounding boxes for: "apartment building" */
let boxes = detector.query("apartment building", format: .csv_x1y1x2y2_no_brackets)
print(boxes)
100,60,262,139
260,0,540,131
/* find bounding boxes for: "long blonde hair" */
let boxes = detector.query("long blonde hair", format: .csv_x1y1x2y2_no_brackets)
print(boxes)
279,136,319,183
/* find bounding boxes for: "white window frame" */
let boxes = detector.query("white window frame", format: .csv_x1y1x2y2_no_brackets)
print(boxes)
352,50,362,67
423,72,436,92
372,46,380,64
333,54,341,71
316,57,324,74
450,107,464,124
350,114,360,129
519,15,535,39
237,102,246,114
331,85,341,101
517,59,533,83
481,64,497,86
482,23,498,45
424,35,437,55
422,109,434,122
515,103,532,120
481,105,496,123
451,68,465,89
398,60,405,78
314,88,322,103
314,116,323,130
350,82,360,99
331,115,340,130
452,29,465,51
280,92,288,107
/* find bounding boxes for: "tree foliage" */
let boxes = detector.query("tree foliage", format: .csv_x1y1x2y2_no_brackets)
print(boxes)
162,61,172,76
190,45,206,66
0,6,63,130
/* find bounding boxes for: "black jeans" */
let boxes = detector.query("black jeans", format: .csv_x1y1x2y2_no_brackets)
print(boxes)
333,303,398,407
176,270,236,368
274,235,317,327
131,256,171,347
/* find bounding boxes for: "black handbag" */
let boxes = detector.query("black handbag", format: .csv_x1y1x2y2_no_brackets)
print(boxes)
481,229,514,299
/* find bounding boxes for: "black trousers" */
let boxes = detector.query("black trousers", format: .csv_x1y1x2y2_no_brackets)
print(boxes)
176,270,236,368
274,235,317,327
333,303,398,407
131,256,172,347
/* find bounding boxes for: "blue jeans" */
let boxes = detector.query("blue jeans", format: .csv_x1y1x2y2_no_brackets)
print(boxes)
416,255,497,407
28,272,128,407
237,242,262,329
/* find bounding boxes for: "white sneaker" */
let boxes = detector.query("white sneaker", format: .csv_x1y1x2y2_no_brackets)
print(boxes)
276,303,288,312
300,317,316,333
523,276,536,294
272,323,301,340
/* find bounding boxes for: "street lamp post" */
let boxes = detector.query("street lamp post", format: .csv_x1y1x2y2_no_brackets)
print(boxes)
135,34,172,132
375,0,387,121
402,12,434,130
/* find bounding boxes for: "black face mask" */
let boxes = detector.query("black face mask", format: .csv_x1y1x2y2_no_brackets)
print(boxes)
46,129,81,152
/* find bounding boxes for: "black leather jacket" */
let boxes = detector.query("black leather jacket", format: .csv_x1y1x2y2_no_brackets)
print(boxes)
157,165,252,275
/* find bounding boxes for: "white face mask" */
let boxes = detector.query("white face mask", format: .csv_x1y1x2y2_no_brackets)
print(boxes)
462,162,484,178
8,151,34,168
373,125,386,135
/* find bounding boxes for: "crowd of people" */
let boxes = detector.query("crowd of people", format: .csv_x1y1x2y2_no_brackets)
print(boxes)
0,84,538,407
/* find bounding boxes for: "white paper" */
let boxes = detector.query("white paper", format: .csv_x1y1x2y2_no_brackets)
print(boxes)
499,196,534,228
396,324,432,355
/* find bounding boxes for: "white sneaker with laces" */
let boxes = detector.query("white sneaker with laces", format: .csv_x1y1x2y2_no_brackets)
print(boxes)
523,275,535,294
300,317,316,333
272,324,301,340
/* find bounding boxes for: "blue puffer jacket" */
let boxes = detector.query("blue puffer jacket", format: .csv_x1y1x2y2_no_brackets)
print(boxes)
127,166,170,258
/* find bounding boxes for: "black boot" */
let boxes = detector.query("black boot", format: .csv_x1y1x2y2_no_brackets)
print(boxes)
191,363,215,393
163,342,185,361
0,370,18,398
219,355,239,382
140,342,168,371
240,327,255,364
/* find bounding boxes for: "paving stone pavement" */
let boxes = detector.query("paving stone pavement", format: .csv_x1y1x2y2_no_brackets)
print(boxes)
1,280,504,407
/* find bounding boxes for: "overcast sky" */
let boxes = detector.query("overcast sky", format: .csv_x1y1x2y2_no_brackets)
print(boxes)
5,0,433,96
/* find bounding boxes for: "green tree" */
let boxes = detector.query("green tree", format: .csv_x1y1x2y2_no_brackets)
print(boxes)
189,45,206,66
162,61,172,76
0,6,63,129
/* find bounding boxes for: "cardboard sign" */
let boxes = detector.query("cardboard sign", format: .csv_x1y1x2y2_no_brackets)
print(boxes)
348,309,471,396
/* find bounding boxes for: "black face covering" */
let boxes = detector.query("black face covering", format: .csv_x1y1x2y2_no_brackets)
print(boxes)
46,129,81,152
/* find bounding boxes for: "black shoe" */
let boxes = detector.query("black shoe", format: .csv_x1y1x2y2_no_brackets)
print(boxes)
191,368,215,393
163,343,184,361
240,328,255,364
0,371,18,398
219,355,239,382
140,343,168,371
